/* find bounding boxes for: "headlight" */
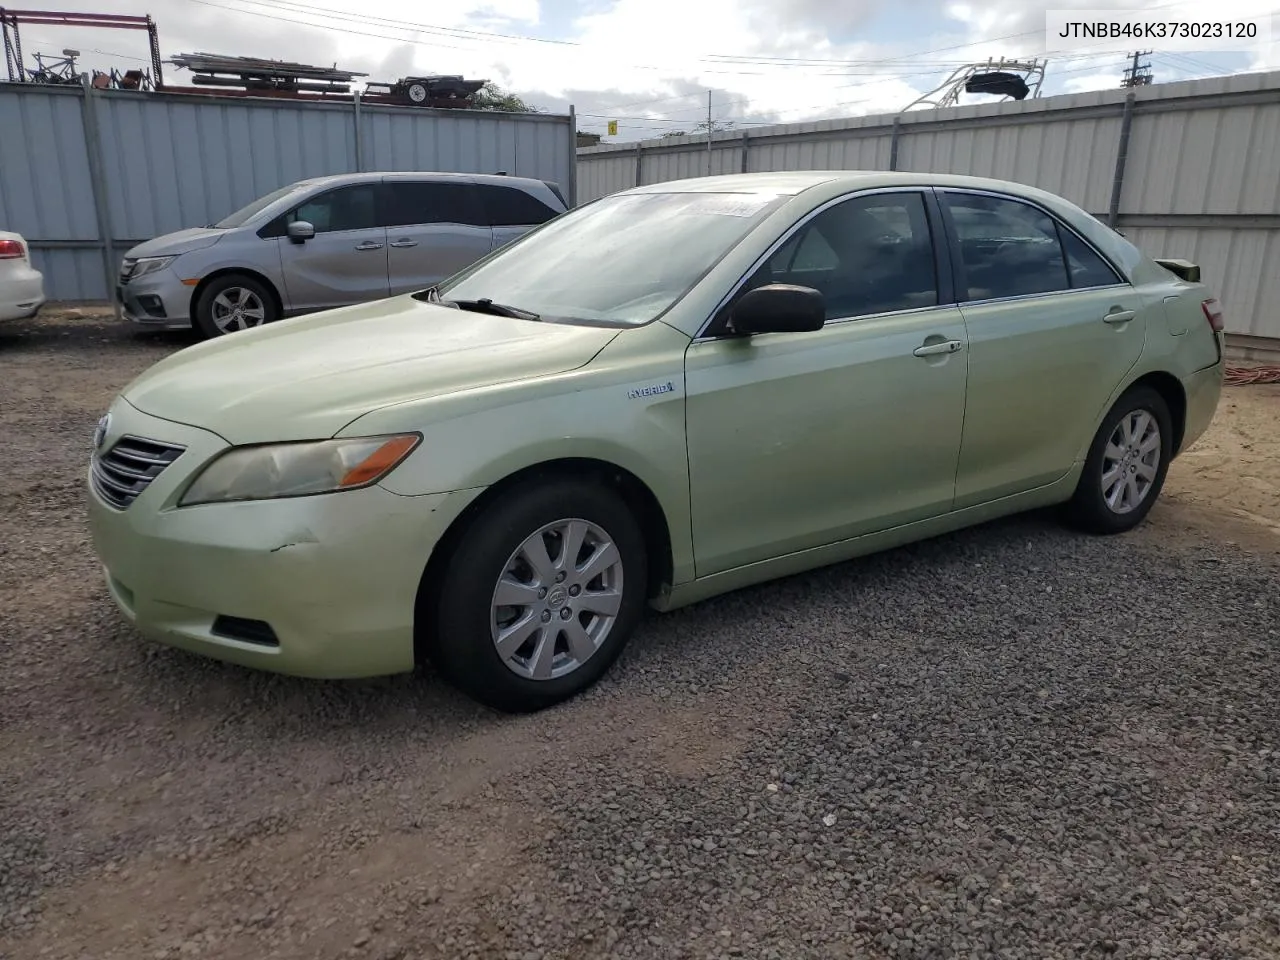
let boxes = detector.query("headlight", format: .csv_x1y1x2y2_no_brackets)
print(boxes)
130,255,178,279
179,434,420,506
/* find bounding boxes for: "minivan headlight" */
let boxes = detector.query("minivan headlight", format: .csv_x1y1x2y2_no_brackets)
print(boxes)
130,255,178,279
179,435,420,506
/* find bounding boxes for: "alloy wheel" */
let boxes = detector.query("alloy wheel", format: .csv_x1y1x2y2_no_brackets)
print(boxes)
490,518,625,681
1101,409,1162,514
211,287,267,333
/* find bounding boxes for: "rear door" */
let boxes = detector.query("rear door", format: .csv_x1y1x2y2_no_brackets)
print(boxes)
937,188,1147,508
382,179,494,294
273,183,389,311
477,182,564,251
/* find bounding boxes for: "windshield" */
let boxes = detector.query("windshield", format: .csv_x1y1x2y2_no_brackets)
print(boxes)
436,191,787,326
213,183,312,229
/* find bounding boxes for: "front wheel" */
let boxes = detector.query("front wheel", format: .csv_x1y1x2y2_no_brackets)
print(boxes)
1066,385,1173,534
193,274,278,339
429,479,648,713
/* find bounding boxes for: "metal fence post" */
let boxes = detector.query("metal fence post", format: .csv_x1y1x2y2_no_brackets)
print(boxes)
740,130,749,173
634,142,643,187
567,104,578,206
353,90,363,173
889,116,901,172
80,78,121,316
1108,92,1137,228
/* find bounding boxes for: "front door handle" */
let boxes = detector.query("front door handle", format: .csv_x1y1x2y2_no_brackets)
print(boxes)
913,339,963,358
389,239,419,248
1103,308,1136,324
354,241,384,251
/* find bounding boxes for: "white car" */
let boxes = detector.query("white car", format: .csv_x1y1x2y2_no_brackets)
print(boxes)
0,230,46,321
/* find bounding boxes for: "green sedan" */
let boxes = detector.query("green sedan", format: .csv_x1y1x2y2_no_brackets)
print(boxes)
87,171,1225,713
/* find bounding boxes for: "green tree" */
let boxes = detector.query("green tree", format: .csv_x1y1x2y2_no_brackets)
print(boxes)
471,82,539,113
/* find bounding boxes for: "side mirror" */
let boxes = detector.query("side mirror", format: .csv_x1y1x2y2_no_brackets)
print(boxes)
287,220,315,243
728,283,825,336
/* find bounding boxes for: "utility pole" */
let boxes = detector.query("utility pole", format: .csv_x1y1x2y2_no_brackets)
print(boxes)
1121,50,1153,87
707,89,713,176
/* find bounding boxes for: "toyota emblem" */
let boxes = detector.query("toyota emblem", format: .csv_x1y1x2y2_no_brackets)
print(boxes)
93,413,111,451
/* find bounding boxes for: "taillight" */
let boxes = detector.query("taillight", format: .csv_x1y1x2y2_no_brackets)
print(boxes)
1201,298,1224,333
0,239,24,260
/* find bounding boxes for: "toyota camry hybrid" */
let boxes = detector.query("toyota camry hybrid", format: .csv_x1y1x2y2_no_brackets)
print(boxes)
87,171,1225,713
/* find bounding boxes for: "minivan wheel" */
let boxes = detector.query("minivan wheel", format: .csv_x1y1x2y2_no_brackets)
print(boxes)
1066,385,1173,535
193,274,278,338
430,479,648,713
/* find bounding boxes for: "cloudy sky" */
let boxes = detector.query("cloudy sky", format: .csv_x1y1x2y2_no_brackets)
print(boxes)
9,0,1278,139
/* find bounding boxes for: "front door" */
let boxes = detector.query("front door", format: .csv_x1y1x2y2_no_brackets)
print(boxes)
277,183,389,312
684,190,970,577
936,189,1148,509
382,179,495,295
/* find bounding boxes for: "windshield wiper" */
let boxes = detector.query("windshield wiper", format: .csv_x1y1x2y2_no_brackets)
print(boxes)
442,297,542,321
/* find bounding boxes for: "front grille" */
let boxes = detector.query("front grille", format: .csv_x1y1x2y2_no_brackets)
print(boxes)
91,435,186,509
119,258,137,284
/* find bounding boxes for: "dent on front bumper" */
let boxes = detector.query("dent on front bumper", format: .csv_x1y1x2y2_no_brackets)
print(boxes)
86,402,481,678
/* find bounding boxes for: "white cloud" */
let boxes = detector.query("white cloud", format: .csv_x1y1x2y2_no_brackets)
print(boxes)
8,0,1272,141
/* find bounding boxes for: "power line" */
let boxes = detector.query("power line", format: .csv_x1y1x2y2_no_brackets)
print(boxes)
253,0,575,46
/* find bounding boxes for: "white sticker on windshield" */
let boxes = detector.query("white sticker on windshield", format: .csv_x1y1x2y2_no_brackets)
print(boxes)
684,193,778,217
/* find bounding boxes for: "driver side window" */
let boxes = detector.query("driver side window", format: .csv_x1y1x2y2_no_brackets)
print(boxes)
727,191,939,326
289,185,379,234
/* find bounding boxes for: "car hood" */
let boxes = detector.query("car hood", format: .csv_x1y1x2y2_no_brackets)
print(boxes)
121,296,621,444
125,227,227,259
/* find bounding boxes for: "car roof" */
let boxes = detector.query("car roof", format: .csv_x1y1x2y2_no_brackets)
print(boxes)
296,171,549,189
623,170,1067,200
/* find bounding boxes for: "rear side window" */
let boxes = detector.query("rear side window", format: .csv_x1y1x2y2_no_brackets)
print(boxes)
381,181,487,228
477,184,562,227
943,192,1070,301
1058,227,1123,288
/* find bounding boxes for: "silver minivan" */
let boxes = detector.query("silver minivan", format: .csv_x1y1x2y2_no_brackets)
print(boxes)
117,171,568,338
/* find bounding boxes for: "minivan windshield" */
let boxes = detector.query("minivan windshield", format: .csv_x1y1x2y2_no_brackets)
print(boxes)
435,191,787,326
213,182,312,229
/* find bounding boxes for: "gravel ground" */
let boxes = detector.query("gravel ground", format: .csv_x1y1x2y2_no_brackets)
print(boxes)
2,311,1279,960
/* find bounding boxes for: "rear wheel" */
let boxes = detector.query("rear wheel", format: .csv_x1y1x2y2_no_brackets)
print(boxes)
1066,385,1173,534
429,479,648,713
193,274,278,339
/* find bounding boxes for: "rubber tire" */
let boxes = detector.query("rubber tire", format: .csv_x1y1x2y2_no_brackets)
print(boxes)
193,273,278,340
430,479,648,714
1066,385,1173,535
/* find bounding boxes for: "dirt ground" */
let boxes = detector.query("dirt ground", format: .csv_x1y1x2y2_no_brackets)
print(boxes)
1,310,1278,960
1159,380,1280,540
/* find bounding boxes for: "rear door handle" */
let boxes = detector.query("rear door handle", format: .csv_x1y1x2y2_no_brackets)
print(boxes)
913,339,963,357
389,239,419,248
354,241,384,251
1103,309,1136,324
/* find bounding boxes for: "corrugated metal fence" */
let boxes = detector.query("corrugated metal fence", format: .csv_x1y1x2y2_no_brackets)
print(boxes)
577,70,1280,350
0,82,577,301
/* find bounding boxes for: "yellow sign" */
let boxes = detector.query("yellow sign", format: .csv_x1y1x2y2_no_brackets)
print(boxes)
607,120,618,136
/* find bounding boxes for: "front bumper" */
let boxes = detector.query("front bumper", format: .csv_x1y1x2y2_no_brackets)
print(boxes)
86,401,480,678
117,267,193,330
